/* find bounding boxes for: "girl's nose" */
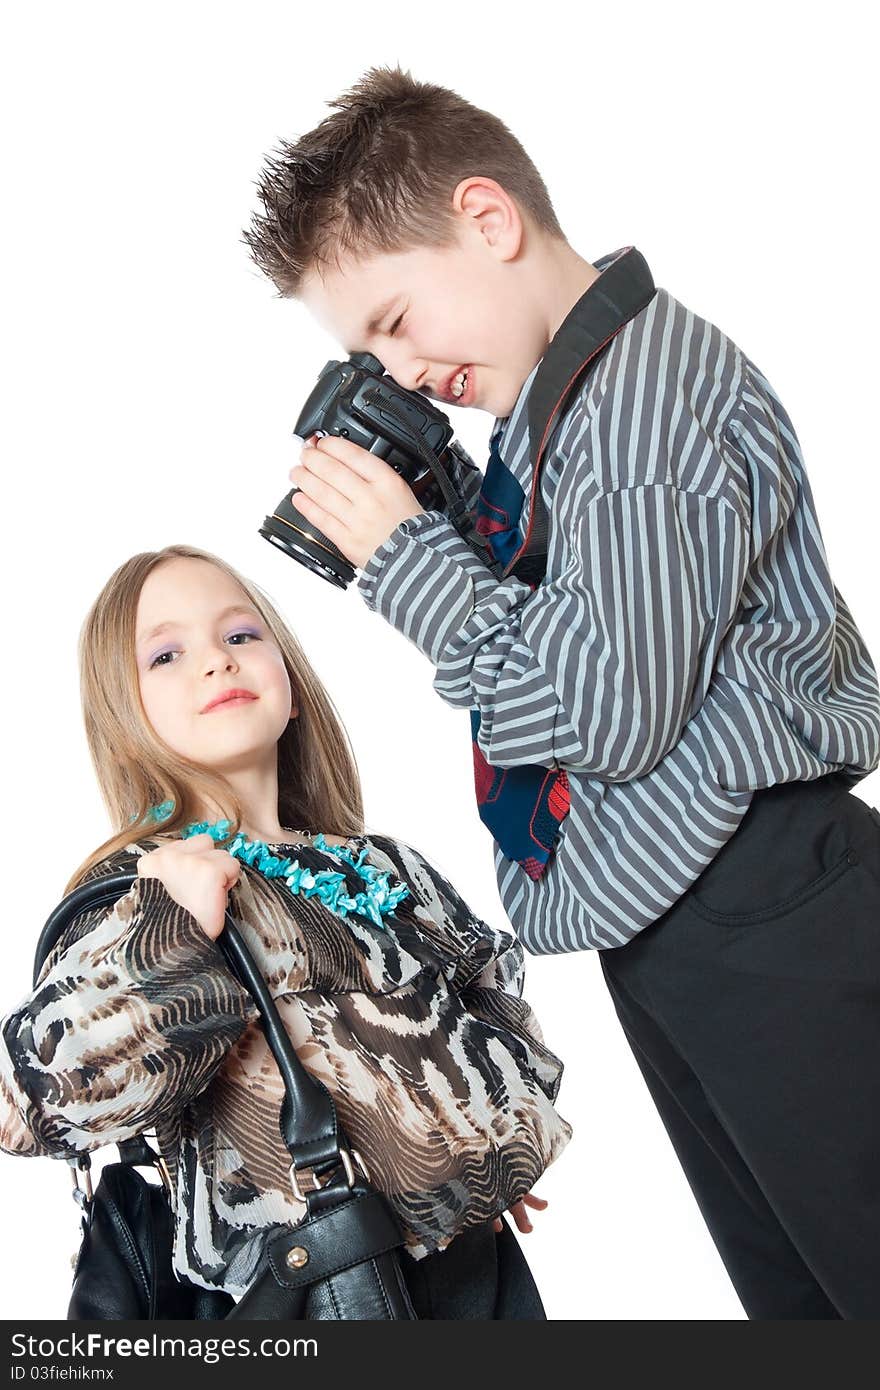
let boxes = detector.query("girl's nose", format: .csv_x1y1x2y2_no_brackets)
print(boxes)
203,649,238,677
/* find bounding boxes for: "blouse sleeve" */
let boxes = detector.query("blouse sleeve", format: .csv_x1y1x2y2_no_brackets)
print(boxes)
0,848,258,1159
375,836,565,1103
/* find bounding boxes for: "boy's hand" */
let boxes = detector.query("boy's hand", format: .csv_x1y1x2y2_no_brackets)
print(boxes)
493,1191,548,1236
289,434,425,570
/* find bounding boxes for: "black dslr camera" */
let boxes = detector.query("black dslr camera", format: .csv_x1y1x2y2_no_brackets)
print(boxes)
260,352,482,588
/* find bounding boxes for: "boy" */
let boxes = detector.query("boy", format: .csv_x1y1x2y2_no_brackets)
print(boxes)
245,67,880,1318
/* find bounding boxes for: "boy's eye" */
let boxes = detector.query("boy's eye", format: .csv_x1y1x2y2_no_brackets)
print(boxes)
388,313,405,337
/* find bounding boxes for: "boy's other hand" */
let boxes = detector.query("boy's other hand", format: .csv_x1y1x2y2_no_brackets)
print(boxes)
493,1191,549,1235
289,433,425,569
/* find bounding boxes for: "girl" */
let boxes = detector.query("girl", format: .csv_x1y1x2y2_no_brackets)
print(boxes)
0,544,570,1319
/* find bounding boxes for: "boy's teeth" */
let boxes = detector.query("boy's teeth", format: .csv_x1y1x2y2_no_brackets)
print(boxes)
451,368,469,398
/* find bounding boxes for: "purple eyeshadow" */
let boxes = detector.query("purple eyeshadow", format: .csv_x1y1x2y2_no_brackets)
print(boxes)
144,622,262,668
148,645,176,666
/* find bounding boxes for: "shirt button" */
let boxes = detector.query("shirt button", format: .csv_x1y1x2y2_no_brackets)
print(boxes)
846,850,859,866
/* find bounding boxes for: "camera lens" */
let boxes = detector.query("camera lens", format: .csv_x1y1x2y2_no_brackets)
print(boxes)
259,489,356,589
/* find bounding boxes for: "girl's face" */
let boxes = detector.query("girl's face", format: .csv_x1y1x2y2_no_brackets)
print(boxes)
135,557,296,776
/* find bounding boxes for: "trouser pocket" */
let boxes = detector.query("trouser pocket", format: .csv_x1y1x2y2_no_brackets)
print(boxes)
688,778,853,923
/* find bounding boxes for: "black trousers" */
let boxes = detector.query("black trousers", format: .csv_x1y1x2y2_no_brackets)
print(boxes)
600,772,880,1320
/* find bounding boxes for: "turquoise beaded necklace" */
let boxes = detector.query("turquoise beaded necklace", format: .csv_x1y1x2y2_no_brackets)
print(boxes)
175,814,409,929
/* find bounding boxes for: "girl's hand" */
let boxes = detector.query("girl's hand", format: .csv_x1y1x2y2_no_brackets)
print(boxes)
494,1192,549,1235
136,835,241,940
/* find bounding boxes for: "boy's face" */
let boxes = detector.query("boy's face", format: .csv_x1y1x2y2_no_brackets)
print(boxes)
299,215,549,420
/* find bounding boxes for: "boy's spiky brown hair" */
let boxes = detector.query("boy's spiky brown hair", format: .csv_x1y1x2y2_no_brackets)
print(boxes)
244,65,564,295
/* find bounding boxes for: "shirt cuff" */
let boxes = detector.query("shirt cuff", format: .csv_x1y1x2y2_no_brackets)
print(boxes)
357,510,499,665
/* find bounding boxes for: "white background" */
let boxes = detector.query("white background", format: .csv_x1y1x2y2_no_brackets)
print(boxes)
1,1,877,1322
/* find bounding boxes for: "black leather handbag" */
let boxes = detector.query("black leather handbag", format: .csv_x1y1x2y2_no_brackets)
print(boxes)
35,872,417,1321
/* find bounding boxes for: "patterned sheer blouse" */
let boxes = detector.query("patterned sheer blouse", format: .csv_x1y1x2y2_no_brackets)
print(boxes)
0,831,571,1296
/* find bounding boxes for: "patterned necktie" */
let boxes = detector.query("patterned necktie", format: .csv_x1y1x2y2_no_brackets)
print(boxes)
470,432,570,881
474,430,525,567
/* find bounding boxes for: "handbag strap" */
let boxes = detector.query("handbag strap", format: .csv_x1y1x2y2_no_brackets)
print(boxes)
34,872,355,1188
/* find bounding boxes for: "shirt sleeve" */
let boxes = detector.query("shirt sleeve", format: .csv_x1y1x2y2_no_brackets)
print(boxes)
440,438,485,520
358,475,747,781
0,869,258,1159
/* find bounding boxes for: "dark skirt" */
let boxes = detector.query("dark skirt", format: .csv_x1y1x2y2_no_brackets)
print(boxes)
225,1216,546,1321
400,1219,546,1320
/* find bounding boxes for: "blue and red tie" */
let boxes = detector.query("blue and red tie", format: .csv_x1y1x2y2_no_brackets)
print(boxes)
469,432,570,880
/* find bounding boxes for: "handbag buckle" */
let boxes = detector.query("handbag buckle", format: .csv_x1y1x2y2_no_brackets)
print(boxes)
68,1158,93,1207
289,1147,370,1202
155,1153,173,1197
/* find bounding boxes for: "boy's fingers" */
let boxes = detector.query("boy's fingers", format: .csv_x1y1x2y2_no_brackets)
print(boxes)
291,461,357,519
295,446,365,505
289,494,349,552
310,432,389,481
522,1193,548,1210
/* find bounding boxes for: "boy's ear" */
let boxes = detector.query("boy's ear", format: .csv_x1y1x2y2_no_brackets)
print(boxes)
452,177,523,261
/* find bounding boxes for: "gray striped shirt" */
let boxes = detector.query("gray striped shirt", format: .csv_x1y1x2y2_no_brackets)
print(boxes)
357,256,880,953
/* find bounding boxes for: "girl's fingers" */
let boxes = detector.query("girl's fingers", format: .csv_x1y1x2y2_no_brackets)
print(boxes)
511,1202,534,1233
506,1195,548,1235
521,1193,548,1211
492,1192,549,1237
223,855,242,887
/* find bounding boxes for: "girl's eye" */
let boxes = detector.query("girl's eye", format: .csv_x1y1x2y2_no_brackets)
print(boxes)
147,630,260,669
143,631,258,672
148,649,179,670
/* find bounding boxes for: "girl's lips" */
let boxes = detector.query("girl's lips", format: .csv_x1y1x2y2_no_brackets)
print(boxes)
200,690,258,714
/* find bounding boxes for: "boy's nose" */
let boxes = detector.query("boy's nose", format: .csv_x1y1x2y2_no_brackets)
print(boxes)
380,349,428,393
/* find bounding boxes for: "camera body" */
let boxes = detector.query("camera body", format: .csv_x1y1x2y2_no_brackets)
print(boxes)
295,352,453,499
260,353,463,588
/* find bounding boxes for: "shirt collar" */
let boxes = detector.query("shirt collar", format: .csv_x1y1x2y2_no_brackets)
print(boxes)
491,248,643,455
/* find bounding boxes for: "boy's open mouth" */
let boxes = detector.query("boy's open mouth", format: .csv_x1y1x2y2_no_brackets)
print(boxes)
441,365,473,405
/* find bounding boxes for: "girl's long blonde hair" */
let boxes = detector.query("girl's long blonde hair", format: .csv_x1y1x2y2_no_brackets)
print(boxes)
67,544,365,890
